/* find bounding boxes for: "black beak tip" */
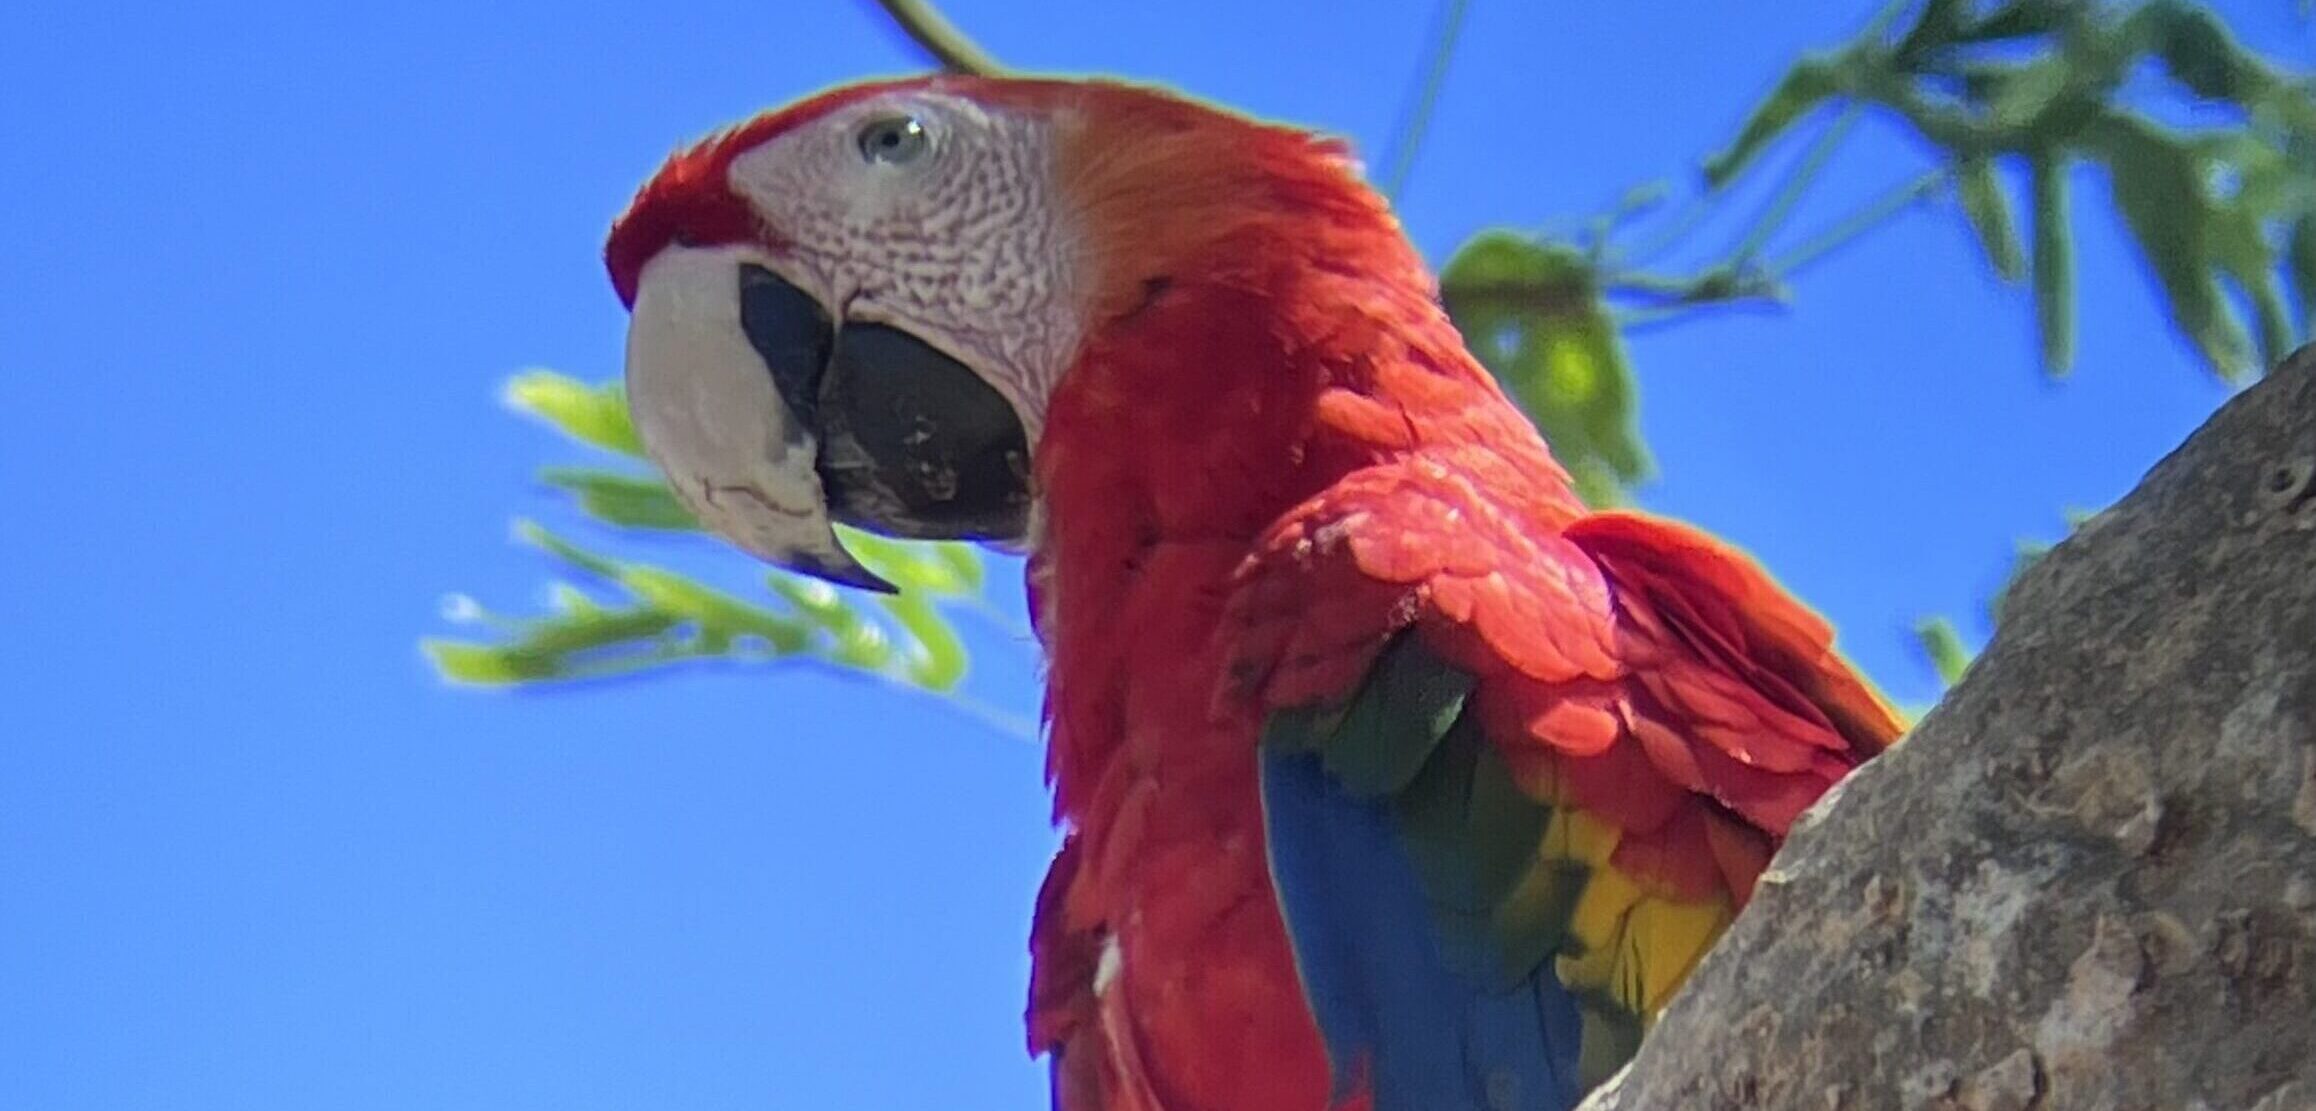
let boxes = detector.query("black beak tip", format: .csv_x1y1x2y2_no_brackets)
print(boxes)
787,552,899,595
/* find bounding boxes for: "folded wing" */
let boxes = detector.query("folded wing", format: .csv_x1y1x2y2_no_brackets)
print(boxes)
1227,458,1903,1109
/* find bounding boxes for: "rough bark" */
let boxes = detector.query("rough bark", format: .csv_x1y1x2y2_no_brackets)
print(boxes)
1582,344,2316,1111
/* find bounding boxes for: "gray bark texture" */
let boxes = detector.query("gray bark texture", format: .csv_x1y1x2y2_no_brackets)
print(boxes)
1581,344,2316,1111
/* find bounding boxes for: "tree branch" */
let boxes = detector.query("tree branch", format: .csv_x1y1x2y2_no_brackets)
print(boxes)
1584,343,2316,1109
869,0,1004,76
1764,168,1945,279
1375,0,1473,202
1727,103,1863,266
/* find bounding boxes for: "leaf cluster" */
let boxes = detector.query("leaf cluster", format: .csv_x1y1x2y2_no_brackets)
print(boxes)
1714,0,2316,377
422,372,985,692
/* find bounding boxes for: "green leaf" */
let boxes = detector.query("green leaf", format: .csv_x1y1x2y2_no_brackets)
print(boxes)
1703,57,1842,188
2246,278,2295,373
515,518,623,578
540,468,701,531
425,639,552,685
2030,151,2076,373
1955,0,2073,44
502,370,646,457
878,591,969,689
422,605,684,686
515,521,814,650
1744,0,2308,382
2089,115,2253,378
621,567,810,649
1891,0,1968,64
1955,156,2025,281
2289,212,2316,334
937,542,986,592
433,519,994,690
1911,617,1974,687
838,529,985,597
545,582,599,614
2216,128,2316,230
1441,229,1571,288
1985,56,2075,133
441,368,995,697
767,574,894,671
2137,0,2276,103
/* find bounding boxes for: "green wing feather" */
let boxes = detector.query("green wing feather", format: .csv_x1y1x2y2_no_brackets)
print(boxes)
1261,633,1648,1088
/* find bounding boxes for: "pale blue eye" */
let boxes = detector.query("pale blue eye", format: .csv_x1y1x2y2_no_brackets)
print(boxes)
856,116,929,165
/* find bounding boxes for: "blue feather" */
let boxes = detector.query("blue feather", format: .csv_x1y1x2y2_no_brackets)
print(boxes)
1260,749,1586,1111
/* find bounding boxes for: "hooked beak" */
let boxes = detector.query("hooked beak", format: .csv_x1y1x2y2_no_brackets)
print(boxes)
622,247,1031,592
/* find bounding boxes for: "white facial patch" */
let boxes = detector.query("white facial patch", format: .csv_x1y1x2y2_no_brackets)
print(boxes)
623,243,873,583
725,90,1087,447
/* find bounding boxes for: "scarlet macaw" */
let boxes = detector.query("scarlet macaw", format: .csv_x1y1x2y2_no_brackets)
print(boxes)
606,75,1902,1111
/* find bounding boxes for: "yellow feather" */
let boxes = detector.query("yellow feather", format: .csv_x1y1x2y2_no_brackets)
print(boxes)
1622,896,1731,1013
1546,806,1733,1019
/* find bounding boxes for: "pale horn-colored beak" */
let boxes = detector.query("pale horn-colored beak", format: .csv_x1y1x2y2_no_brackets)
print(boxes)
622,244,895,592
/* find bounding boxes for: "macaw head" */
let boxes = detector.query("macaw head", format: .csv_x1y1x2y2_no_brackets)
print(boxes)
604,75,1394,590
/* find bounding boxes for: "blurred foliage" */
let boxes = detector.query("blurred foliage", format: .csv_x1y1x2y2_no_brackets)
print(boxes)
1911,616,1977,688
1707,0,2316,378
1442,0,2316,515
434,0,2312,701
424,371,984,692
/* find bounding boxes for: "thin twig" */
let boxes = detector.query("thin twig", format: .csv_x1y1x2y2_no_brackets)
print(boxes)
1615,102,1857,270
870,0,1004,76
1376,0,1474,201
1766,168,1946,279
1613,294,1786,333
1617,185,1724,268
1607,269,1754,302
1609,167,1946,331
1728,102,1863,265
1613,1,1911,276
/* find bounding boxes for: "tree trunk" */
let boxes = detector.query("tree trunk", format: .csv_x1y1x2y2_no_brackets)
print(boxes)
1581,344,2316,1111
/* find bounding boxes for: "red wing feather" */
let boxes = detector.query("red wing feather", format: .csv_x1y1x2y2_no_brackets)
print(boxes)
1226,460,1905,907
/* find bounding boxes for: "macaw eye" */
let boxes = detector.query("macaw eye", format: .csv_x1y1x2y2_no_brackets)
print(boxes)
856,115,929,166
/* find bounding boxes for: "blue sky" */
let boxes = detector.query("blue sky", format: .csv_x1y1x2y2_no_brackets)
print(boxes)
2,2,2305,1108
